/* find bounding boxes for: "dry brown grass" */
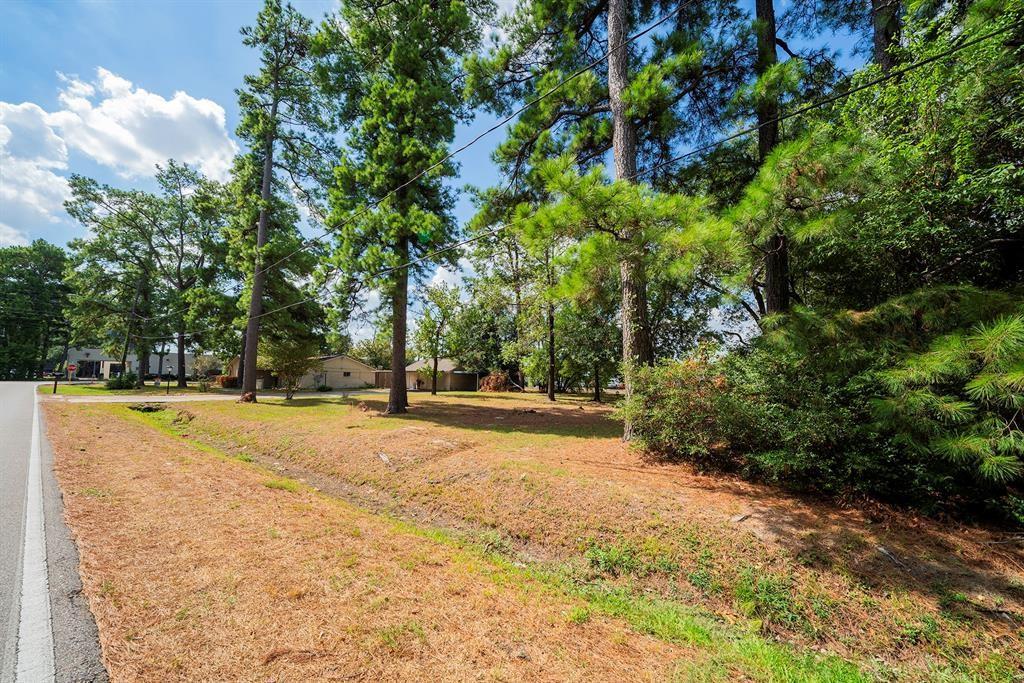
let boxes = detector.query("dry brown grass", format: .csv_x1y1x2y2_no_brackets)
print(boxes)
45,402,695,682
107,391,1024,679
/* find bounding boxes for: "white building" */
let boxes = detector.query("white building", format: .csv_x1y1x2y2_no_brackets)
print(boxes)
65,347,218,380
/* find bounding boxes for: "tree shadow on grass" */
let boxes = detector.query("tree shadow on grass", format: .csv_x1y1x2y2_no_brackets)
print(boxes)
724,491,1024,632
224,393,1024,634
259,394,623,439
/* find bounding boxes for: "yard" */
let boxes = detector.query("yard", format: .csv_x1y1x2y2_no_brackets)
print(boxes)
38,381,232,396
44,392,1024,681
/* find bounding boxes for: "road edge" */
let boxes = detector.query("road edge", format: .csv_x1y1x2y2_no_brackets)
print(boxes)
39,401,108,682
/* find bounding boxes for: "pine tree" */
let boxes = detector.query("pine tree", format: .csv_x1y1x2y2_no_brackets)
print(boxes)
468,0,747,435
236,0,334,399
319,0,489,414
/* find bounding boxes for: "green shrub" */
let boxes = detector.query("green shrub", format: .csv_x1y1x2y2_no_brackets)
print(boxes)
316,384,332,392
105,372,138,390
620,287,1024,520
874,315,1024,484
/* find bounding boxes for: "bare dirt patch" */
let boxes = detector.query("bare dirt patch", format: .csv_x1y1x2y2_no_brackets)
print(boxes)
45,402,695,682
141,391,1024,679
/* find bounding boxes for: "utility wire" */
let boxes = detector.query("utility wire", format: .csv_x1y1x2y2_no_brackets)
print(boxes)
82,0,694,333
125,17,1022,342
252,0,699,280
636,18,1024,180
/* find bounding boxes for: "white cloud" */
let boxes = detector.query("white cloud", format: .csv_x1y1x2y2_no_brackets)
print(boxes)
1,67,238,243
47,67,237,181
0,222,30,247
428,257,474,290
0,102,71,231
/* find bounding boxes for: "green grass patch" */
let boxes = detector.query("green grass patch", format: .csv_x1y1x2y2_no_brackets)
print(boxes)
567,606,592,624
39,381,227,396
376,620,426,650
735,566,804,629
584,538,679,577
263,477,300,492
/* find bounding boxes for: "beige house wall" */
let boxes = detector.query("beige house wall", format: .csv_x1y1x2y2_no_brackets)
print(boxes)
299,356,378,389
407,370,452,392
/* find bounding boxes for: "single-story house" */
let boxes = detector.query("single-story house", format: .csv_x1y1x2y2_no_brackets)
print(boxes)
224,356,275,386
298,355,378,390
66,348,216,380
405,358,478,392
223,354,379,390
66,348,127,380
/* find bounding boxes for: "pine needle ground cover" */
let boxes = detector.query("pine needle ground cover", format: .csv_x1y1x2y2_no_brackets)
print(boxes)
47,393,1024,681
46,402,695,681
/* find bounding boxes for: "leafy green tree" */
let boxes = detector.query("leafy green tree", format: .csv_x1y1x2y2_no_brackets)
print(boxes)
65,164,225,387
150,161,223,386
350,322,393,370
65,175,167,386
220,153,325,388
236,0,335,398
555,295,621,401
461,205,537,387
257,335,321,399
0,240,69,380
320,0,489,414
413,283,461,394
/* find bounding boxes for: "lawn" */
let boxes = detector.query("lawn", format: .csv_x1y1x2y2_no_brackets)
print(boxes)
38,381,232,396
44,393,1024,681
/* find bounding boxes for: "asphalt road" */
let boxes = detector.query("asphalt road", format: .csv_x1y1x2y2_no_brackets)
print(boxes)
0,383,106,682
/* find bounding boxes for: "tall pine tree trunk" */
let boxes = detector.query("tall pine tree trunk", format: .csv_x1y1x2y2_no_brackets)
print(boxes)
176,327,187,387
755,0,789,315
431,353,438,395
593,361,602,403
242,98,278,399
387,236,409,414
609,0,653,439
871,0,901,72
547,300,556,402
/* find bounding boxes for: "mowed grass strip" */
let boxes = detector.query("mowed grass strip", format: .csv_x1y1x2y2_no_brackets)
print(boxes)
38,381,228,396
47,402,693,681
130,392,1023,681
46,401,872,682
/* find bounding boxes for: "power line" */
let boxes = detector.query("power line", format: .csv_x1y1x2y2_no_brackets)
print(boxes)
252,0,699,280
66,1,694,334
131,17,1021,342
636,18,1024,180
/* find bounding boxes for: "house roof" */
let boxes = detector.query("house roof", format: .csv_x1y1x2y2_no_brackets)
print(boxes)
405,358,463,373
317,354,380,372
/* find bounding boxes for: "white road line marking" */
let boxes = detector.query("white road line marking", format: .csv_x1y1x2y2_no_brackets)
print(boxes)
15,390,55,681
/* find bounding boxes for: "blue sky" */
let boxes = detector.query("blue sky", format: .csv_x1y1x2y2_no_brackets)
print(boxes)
0,0,509,251
1,0,861,256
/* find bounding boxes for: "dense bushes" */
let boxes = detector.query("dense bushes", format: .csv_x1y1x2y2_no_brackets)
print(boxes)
621,287,1024,522
105,372,138,390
